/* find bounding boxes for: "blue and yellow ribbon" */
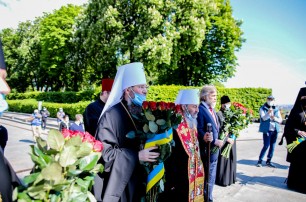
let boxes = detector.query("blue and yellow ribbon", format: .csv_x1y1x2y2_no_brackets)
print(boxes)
144,128,173,149
146,162,165,193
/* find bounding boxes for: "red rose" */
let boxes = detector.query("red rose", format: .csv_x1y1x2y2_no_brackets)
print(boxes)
82,132,95,143
62,129,72,139
175,104,182,113
149,101,157,111
93,140,103,152
158,101,167,111
169,102,175,110
142,101,149,110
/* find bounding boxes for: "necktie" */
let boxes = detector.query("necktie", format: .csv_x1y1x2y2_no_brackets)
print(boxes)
209,107,218,126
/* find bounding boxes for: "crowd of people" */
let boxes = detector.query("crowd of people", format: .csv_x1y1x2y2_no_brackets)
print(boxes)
1,37,306,201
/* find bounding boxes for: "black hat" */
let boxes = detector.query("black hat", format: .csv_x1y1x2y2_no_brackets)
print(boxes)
221,95,231,104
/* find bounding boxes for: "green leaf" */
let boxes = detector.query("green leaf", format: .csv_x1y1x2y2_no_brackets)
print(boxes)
27,184,47,199
41,162,63,184
36,137,47,151
76,142,93,158
65,135,82,147
59,146,78,167
48,129,65,151
149,121,158,133
22,173,40,185
145,111,155,121
76,178,91,191
143,124,149,133
79,154,100,171
87,191,97,202
156,119,166,126
126,131,136,139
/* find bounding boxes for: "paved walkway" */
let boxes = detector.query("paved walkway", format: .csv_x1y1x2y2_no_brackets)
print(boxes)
1,112,306,201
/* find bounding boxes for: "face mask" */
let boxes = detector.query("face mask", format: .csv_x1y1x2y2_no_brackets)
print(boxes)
130,89,146,106
267,101,274,106
225,103,231,109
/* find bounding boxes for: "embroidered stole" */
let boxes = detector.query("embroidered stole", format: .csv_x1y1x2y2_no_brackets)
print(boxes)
176,120,205,202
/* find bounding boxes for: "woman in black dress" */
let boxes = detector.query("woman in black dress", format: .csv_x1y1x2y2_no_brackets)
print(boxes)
282,87,306,193
215,95,237,186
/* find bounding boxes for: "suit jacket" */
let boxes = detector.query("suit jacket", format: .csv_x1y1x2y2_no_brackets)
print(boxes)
197,102,220,162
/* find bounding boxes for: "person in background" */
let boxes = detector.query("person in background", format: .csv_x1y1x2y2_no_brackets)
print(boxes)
40,107,50,130
56,108,65,127
0,38,20,202
83,78,114,136
59,115,70,131
69,114,85,133
197,85,222,202
0,124,8,152
215,95,237,187
26,109,42,142
159,89,205,202
282,87,306,193
93,62,159,201
256,95,282,168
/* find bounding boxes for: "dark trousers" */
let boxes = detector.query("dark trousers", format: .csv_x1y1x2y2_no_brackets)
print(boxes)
205,159,218,201
259,131,278,162
41,118,47,129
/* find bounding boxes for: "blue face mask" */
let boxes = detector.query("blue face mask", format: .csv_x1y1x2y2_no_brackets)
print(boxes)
131,89,146,106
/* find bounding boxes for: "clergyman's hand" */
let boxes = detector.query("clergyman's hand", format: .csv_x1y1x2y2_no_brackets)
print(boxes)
298,130,306,138
214,139,224,148
139,146,160,162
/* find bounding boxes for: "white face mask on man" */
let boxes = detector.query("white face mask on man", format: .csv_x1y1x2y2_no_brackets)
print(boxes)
225,103,231,109
267,101,275,106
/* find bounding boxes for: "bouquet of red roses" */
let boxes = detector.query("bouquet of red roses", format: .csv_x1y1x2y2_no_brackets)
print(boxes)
127,101,182,202
220,102,253,158
15,129,104,201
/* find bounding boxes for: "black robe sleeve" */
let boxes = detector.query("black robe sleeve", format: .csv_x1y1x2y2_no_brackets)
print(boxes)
94,103,139,202
0,149,21,202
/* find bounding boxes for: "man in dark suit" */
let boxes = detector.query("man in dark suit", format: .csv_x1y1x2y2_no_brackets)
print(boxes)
197,85,223,202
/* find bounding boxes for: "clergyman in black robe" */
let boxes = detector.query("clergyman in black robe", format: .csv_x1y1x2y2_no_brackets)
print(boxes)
215,95,237,186
92,62,159,202
282,87,306,193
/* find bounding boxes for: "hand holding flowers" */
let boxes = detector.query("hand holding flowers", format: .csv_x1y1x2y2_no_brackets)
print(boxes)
219,102,253,158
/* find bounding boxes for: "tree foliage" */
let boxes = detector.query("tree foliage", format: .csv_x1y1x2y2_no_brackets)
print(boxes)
1,0,244,92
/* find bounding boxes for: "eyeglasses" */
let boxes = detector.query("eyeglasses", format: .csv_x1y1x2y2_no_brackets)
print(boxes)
133,85,149,90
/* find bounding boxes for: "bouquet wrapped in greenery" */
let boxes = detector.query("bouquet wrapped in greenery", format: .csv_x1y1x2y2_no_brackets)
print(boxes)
127,101,182,202
219,102,253,158
14,129,104,202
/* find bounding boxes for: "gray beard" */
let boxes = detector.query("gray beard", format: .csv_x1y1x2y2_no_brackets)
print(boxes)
184,112,198,129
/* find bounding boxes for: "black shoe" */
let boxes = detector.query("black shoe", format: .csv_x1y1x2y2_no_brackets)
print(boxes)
266,161,276,168
256,161,262,167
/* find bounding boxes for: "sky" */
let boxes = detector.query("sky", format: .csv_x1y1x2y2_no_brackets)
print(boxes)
226,0,306,105
0,0,305,105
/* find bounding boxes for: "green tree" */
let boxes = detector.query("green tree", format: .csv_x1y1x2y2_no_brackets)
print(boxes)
157,0,245,85
77,0,243,86
39,4,83,91
1,19,45,92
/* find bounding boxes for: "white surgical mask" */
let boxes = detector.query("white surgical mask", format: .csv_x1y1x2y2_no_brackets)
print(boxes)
225,103,231,109
267,101,275,106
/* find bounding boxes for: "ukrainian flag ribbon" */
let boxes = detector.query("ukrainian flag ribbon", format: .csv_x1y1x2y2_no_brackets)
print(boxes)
146,162,165,193
144,128,173,149
144,128,173,192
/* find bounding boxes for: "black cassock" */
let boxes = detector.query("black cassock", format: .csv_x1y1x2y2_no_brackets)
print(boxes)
215,110,237,187
0,149,21,202
284,110,306,193
93,101,145,202
83,99,105,137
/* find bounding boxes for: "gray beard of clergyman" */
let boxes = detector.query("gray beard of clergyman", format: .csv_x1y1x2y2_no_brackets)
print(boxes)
184,111,198,129
128,102,142,116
